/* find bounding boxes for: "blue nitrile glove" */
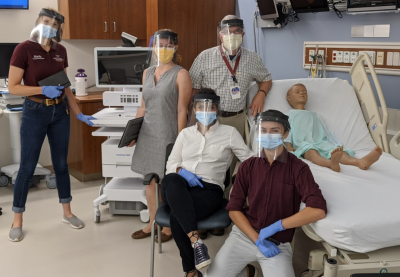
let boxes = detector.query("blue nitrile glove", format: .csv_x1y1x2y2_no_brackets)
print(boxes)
256,239,281,258
178,168,203,188
42,86,64,98
258,220,285,243
77,113,97,126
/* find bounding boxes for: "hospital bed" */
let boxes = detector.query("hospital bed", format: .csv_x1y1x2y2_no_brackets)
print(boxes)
246,53,400,276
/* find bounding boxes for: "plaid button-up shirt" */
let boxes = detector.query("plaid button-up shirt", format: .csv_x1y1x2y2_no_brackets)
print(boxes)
189,46,272,112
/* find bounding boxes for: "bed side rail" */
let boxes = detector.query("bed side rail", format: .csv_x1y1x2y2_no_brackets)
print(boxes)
349,53,390,153
390,130,400,160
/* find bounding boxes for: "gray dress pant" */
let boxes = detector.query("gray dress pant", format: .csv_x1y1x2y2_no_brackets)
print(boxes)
205,225,295,277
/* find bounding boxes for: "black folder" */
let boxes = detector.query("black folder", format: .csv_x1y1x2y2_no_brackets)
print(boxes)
118,117,144,148
38,70,71,88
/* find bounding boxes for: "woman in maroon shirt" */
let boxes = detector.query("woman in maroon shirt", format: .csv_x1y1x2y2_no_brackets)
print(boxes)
7,8,95,242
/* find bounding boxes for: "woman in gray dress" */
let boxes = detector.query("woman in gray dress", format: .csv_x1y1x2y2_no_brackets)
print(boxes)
127,30,192,242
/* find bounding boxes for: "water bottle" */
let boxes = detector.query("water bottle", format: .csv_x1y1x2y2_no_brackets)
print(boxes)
75,69,87,96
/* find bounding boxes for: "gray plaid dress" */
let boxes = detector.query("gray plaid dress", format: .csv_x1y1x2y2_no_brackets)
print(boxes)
131,64,181,178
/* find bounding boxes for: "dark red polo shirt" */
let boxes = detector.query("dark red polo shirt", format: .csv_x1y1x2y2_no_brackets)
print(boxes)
10,40,68,99
226,148,327,243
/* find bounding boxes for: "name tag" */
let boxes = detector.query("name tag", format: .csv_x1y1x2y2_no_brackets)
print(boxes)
230,86,241,100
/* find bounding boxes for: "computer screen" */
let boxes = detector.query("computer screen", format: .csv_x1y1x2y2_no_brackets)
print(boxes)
290,0,330,13
0,0,29,9
94,47,151,88
0,43,19,79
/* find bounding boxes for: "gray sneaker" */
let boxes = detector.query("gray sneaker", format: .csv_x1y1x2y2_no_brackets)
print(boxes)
62,215,85,229
9,225,23,242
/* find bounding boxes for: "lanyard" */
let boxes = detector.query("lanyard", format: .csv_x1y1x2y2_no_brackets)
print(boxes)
219,45,241,84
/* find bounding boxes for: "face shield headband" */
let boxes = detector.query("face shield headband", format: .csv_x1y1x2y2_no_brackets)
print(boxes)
39,8,65,24
153,30,178,45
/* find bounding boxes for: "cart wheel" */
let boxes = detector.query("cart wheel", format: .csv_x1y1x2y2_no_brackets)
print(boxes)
0,175,9,187
140,209,150,223
94,210,101,223
99,184,108,205
46,175,57,189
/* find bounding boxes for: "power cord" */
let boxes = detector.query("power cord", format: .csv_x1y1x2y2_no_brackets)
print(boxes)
273,4,300,28
330,1,343,18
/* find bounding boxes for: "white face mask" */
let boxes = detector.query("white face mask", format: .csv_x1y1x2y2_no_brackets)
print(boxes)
222,34,243,51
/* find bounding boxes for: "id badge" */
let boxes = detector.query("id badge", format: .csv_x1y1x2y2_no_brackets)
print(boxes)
230,86,241,100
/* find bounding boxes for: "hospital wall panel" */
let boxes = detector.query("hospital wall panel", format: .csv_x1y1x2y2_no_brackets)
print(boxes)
236,0,400,109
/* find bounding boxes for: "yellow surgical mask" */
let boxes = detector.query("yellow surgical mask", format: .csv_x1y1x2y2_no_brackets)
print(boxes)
222,34,242,51
156,47,175,64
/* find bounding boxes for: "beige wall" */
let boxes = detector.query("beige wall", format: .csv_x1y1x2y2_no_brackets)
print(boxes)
0,0,121,168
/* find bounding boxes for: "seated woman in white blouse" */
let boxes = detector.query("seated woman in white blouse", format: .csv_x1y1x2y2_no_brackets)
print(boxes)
161,88,254,277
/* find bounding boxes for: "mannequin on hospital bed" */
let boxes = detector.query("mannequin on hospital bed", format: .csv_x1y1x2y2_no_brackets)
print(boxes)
284,83,382,172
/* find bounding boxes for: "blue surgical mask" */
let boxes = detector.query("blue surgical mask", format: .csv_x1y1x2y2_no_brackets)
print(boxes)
256,134,283,150
196,111,217,126
39,24,57,39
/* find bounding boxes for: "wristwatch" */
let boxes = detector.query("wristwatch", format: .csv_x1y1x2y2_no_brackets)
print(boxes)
258,89,267,96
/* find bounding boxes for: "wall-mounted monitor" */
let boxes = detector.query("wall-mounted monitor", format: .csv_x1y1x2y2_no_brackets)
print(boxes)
0,43,19,79
256,0,279,19
94,47,151,89
0,0,29,9
347,0,398,13
291,0,330,13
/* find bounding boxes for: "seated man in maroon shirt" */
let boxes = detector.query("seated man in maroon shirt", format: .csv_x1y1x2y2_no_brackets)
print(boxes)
205,110,327,277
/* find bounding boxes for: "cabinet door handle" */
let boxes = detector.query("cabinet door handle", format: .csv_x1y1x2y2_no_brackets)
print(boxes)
113,22,116,32
104,22,108,32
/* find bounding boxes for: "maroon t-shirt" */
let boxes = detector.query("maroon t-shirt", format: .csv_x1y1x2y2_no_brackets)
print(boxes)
10,40,68,99
226,149,327,243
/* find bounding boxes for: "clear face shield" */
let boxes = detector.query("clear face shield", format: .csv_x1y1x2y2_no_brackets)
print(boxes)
218,19,244,55
30,8,65,46
150,31,178,67
250,111,290,162
189,94,221,135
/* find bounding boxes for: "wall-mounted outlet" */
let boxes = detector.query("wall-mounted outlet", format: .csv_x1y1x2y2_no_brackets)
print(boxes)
309,50,315,62
332,50,338,63
376,52,384,65
336,51,343,63
343,51,351,63
359,51,376,65
318,50,325,58
350,52,359,63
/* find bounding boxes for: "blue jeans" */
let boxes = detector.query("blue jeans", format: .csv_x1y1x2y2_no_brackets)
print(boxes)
12,98,72,213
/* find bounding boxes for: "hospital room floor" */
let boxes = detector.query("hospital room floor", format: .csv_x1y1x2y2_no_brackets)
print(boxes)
0,176,269,277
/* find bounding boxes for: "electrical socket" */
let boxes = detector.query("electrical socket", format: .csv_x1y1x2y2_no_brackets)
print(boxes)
318,50,325,58
350,52,359,63
309,50,315,62
359,51,376,65
376,52,384,65
343,51,351,63
336,51,343,63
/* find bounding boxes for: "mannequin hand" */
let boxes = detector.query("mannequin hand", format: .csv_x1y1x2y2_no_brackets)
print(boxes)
179,168,203,188
77,113,96,126
42,86,64,98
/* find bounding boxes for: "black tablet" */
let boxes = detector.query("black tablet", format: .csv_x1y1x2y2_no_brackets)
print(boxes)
38,70,71,88
118,117,144,148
